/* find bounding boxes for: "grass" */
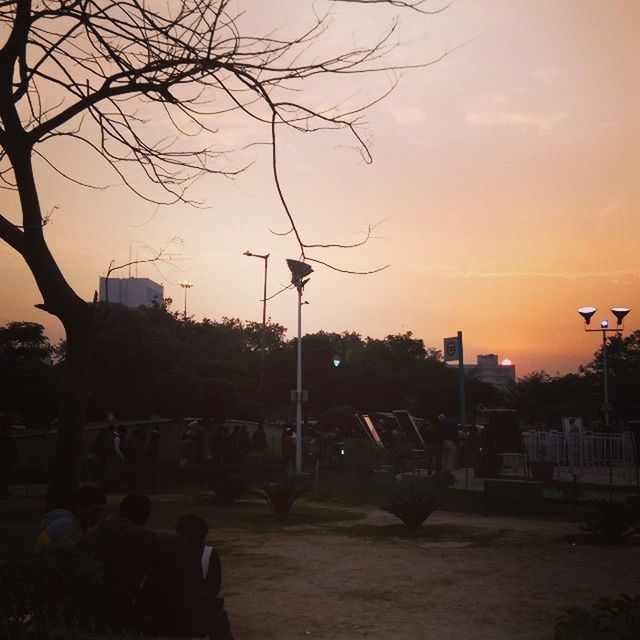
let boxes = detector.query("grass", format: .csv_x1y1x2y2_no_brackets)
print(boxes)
146,493,365,534
314,520,510,546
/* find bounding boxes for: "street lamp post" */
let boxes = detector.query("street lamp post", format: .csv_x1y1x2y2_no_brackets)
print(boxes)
577,306,631,429
286,259,314,475
179,280,194,321
243,251,270,404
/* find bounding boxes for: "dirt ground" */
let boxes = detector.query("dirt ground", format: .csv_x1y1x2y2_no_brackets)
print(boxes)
211,502,639,640
2,493,639,640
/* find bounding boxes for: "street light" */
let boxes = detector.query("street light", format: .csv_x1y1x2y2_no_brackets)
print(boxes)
577,305,631,429
179,280,193,321
243,250,270,405
286,258,313,475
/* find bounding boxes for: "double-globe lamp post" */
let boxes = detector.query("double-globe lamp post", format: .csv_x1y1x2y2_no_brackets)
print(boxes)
577,305,631,429
287,259,313,475
243,251,270,404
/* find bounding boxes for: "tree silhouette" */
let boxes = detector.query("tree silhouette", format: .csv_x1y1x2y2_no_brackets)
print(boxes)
0,0,443,506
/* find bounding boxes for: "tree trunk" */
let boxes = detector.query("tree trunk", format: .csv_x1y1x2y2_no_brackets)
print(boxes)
0,130,95,509
46,308,94,509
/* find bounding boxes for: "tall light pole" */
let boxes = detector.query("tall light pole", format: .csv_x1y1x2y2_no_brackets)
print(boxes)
179,280,193,321
243,251,270,404
286,258,313,475
577,306,631,429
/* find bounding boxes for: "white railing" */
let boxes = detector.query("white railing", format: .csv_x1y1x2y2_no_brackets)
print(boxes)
522,430,637,470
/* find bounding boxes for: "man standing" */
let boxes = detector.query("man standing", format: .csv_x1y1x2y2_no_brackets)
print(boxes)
281,426,296,476
111,424,124,461
92,426,111,488
438,413,458,475
252,421,268,453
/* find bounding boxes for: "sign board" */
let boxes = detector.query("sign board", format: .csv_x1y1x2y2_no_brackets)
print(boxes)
443,336,459,362
392,410,425,450
290,390,308,402
360,414,385,448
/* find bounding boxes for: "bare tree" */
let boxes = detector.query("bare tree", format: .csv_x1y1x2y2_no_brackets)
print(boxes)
0,0,444,507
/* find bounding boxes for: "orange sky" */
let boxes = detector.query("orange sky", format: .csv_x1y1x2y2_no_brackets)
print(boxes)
1,0,639,376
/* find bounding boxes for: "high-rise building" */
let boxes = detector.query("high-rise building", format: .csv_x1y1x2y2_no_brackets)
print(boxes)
464,354,516,390
98,277,163,308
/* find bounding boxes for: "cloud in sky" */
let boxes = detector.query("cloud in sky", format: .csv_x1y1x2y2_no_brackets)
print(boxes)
433,269,640,281
391,107,429,124
529,68,560,82
465,108,568,134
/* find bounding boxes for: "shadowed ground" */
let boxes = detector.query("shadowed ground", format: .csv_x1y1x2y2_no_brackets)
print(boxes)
2,490,638,639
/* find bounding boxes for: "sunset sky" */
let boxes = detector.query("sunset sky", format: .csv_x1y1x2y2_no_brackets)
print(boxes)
1,0,639,377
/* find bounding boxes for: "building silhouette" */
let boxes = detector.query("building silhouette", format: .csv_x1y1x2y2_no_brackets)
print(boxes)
464,354,516,390
98,277,163,308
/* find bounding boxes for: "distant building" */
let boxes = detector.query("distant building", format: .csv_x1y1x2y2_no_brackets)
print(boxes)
98,277,163,308
464,354,516,390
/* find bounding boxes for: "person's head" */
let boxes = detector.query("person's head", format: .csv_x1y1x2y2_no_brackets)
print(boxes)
71,486,107,529
176,513,208,548
119,493,151,525
437,413,445,423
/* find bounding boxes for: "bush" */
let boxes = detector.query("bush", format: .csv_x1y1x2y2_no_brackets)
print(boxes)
209,465,252,504
554,594,640,640
0,548,102,634
245,452,283,482
581,501,640,541
260,479,308,520
380,479,441,530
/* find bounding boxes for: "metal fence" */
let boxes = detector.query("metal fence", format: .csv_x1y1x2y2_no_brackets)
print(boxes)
522,430,637,470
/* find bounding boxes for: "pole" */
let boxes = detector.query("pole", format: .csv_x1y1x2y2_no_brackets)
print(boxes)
602,330,614,501
296,286,303,475
183,287,188,321
602,329,610,429
259,255,269,405
458,331,467,489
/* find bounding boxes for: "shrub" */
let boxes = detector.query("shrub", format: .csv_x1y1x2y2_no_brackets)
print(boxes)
260,479,308,520
581,501,640,541
380,480,441,530
209,466,252,504
245,452,283,482
554,594,640,640
0,548,102,634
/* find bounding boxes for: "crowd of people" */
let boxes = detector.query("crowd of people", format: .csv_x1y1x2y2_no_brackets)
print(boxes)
178,420,268,468
34,486,233,639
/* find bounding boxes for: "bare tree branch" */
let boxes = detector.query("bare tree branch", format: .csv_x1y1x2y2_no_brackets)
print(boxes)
103,239,183,303
0,210,24,254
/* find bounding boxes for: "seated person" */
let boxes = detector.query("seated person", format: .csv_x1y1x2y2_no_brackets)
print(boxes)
78,493,185,629
176,513,222,600
136,513,233,639
35,485,106,549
